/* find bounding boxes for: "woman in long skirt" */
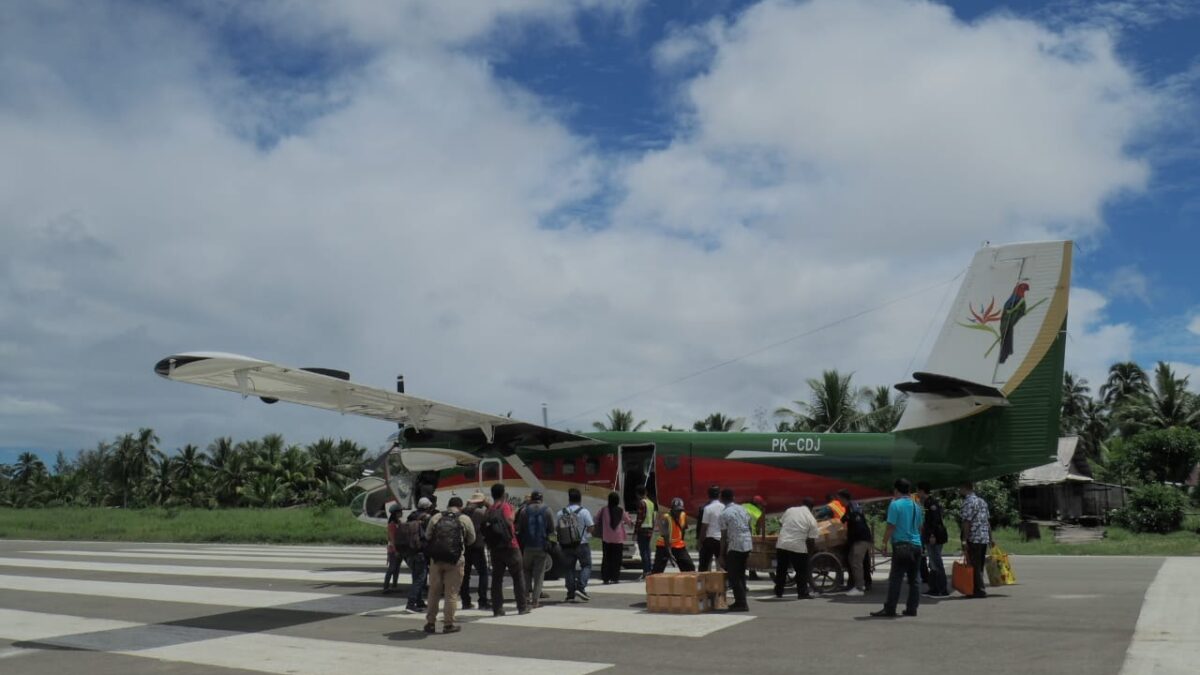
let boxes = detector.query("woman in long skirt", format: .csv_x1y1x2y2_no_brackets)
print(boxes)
597,491,629,584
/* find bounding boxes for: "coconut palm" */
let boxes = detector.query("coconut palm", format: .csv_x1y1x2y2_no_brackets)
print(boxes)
13,451,47,484
1100,361,1151,410
1117,362,1200,434
692,413,746,432
775,370,864,433
243,473,287,508
1060,372,1091,434
593,409,647,432
860,385,906,433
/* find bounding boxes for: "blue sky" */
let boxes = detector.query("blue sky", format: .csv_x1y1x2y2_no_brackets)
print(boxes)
1,0,1198,467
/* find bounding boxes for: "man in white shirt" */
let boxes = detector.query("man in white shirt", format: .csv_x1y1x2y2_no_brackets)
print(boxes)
698,485,724,572
775,497,820,599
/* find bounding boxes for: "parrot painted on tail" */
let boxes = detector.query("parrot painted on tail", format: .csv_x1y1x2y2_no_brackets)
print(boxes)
998,281,1030,364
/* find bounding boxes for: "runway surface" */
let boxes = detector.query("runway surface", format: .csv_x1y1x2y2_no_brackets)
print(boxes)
0,540,1195,674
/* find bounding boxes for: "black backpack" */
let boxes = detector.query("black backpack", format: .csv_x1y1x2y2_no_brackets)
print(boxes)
482,504,514,550
463,504,487,551
426,511,465,563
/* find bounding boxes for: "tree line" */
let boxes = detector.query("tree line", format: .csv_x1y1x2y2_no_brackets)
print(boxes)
3,363,1197,514
1,431,369,509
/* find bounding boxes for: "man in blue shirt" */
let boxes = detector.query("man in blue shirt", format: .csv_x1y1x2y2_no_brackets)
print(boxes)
871,478,924,618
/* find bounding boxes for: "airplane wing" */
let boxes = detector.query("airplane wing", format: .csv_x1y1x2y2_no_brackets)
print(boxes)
153,352,600,450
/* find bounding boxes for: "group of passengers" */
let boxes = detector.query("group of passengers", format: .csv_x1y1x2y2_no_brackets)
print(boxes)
385,482,635,634
384,478,992,633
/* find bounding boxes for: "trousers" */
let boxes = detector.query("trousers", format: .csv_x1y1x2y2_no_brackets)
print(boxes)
489,546,528,613
425,559,465,626
459,547,489,605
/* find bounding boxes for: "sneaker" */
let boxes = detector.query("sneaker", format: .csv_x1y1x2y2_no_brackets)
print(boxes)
902,609,918,617
479,600,491,610
845,588,864,597
518,607,532,615
443,624,461,634
727,604,750,612
461,601,474,610
423,623,436,634
492,609,507,617
576,590,591,602
405,603,420,613
971,591,988,599
869,609,897,618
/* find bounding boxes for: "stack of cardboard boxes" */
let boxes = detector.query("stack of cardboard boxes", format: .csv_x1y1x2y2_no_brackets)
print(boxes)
645,572,728,614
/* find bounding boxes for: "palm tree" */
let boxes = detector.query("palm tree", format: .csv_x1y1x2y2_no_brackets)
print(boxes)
775,370,863,432
280,444,316,504
1061,371,1091,434
692,413,746,432
1117,362,1200,434
146,454,175,505
13,452,47,484
860,385,906,433
1075,398,1111,462
592,409,647,432
207,437,248,507
1100,362,1150,410
243,473,287,507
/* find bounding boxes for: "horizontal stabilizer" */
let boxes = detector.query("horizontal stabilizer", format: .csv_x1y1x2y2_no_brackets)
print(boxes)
895,372,1009,405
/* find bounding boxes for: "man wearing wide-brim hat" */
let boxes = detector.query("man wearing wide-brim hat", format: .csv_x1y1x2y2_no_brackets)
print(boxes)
460,491,491,610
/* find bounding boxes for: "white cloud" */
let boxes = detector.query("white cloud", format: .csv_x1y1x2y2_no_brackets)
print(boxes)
1107,264,1153,305
0,396,63,416
620,0,1158,257
1066,287,1135,390
0,0,1167,452
1189,316,1200,336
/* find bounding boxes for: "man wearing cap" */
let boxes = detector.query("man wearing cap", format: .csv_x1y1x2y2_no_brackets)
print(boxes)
405,497,434,612
517,490,555,608
460,491,491,610
744,496,768,580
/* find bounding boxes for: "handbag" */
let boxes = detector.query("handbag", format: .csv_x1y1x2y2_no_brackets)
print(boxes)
952,554,974,596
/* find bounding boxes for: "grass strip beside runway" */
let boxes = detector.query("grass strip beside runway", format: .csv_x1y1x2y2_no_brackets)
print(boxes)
0,507,386,544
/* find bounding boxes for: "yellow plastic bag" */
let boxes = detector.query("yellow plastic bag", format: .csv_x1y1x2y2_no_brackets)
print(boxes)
986,544,1017,586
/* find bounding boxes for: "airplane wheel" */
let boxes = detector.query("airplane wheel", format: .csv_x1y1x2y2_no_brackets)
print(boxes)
809,552,844,594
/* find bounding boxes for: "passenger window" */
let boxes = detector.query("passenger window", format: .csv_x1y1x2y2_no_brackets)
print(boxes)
483,463,499,480
585,457,599,476
541,460,555,476
562,459,576,476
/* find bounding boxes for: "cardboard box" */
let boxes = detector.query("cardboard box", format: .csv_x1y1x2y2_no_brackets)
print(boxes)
667,595,709,614
709,590,729,610
646,594,665,612
667,573,704,597
645,574,672,596
701,571,726,594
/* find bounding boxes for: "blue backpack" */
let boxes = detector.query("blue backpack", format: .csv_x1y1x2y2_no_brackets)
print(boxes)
521,505,549,549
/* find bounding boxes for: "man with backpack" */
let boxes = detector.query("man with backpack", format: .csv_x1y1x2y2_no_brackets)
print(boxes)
404,497,434,612
517,490,555,608
423,496,476,634
483,483,529,616
558,487,595,602
459,491,490,610
840,489,874,596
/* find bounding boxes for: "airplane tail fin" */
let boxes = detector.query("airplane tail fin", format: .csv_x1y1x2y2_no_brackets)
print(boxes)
895,241,1071,480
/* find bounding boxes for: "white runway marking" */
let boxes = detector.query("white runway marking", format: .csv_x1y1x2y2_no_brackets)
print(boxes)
0,557,376,583
1120,558,1200,675
0,573,340,609
475,604,754,637
38,550,382,566
128,547,379,560
0,609,611,675
0,608,140,642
